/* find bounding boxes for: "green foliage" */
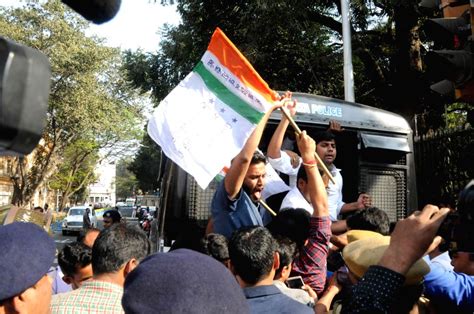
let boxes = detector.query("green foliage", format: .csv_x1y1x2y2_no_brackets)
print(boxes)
123,1,344,102
128,134,162,193
0,1,145,205
442,103,472,130
115,158,138,199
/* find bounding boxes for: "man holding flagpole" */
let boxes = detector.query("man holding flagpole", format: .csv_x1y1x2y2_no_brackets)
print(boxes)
211,97,292,239
147,27,295,237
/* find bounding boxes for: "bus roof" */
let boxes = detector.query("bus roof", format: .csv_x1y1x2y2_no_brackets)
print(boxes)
270,92,412,134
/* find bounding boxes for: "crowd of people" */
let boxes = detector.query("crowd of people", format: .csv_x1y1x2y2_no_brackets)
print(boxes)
0,95,473,313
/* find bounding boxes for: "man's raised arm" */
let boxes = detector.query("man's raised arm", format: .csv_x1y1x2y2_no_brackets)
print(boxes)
296,131,329,218
224,98,287,199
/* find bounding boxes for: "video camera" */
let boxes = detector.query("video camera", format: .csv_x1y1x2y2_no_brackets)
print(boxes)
0,0,123,156
0,37,51,156
438,181,474,253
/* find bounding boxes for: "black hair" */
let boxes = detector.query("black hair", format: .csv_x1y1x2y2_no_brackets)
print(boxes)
228,226,276,285
297,165,325,185
201,233,230,262
169,221,206,253
267,208,311,248
251,151,267,165
274,237,297,278
314,131,336,143
346,207,390,235
297,165,308,183
58,242,92,277
458,180,474,222
92,223,149,275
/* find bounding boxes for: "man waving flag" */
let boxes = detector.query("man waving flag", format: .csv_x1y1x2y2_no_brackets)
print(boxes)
148,27,279,188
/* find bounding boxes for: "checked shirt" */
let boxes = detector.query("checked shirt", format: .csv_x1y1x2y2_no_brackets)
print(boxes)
50,280,124,314
290,216,332,296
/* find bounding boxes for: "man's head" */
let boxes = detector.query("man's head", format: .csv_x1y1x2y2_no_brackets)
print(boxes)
58,242,93,289
314,131,336,166
102,209,122,229
449,249,474,275
201,233,230,268
346,207,390,235
457,180,474,222
296,166,310,202
0,222,55,314
81,228,100,248
243,151,267,202
92,223,149,284
267,208,311,249
274,237,297,281
228,226,278,287
449,181,474,274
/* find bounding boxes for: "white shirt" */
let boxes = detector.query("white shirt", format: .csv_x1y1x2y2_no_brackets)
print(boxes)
261,163,291,201
326,165,344,221
268,150,301,188
280,186,313,215
270,151,344,221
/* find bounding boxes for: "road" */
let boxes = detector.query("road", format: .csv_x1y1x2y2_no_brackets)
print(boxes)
52,220,104,259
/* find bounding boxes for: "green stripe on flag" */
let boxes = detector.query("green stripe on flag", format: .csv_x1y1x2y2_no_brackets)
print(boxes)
194,61,264,124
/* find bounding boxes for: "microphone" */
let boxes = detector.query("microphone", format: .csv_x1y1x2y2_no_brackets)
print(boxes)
62,0,122,24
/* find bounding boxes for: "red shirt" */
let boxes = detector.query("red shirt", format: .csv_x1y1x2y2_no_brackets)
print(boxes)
291,216,332,296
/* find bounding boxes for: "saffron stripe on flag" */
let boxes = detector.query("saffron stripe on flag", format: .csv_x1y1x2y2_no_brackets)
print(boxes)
194,61,264,125
207,28,277,104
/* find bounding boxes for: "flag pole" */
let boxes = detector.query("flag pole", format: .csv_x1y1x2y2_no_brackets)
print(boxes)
258,199,277,216
279,108,336,184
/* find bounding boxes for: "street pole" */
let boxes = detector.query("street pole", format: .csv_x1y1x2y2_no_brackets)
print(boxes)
341,0,355,102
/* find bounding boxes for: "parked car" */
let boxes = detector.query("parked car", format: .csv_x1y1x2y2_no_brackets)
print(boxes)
62,206,97,235
116,205,138,225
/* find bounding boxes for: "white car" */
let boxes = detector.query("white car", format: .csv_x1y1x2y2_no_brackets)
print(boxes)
62,206,97,235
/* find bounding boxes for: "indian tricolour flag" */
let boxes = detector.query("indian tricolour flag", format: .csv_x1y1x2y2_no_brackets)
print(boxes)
148,28,278,188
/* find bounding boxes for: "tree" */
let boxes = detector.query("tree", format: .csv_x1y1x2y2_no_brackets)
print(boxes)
115,157,138,200
124,1,343,102
49,138,99,210
136,0,467,127
128,134,162,194
0,1,145,206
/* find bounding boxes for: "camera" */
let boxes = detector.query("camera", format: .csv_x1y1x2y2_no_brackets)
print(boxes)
0,37,50,156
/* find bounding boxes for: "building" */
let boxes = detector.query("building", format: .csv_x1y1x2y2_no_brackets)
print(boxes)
87,160,116,207
0,155,55,210
0,157,14,206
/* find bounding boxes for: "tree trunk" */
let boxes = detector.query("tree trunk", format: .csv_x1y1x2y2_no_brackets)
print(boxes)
391,5,424,124
59,194,68,212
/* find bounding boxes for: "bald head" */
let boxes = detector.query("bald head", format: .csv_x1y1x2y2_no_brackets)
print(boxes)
83,228,100,248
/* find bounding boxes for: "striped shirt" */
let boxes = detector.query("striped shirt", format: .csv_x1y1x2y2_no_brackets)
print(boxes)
50,280,124,314
291,216,332,296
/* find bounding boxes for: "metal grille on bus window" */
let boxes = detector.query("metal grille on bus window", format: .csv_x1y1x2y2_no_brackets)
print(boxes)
186,175,217,221
359,167,407,222
395,155,407,166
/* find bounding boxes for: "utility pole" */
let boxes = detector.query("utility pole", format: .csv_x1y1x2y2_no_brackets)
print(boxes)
341,0,355,102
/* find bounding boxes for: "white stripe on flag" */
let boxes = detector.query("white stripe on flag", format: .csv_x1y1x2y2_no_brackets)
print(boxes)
148,72,256,188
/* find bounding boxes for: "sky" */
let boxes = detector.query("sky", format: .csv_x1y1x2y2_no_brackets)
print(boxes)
86,0,181,52
1,0,181,52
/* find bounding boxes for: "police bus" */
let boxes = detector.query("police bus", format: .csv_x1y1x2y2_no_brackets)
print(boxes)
157,93,417,244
